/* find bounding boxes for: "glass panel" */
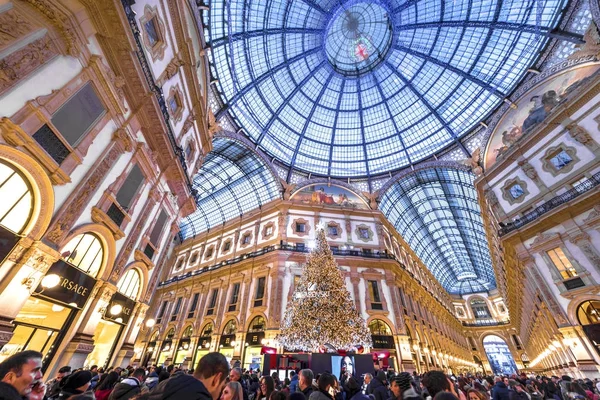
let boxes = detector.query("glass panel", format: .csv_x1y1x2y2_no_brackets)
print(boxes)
115,165,145,209
116,269,141,300
51,83,106,147
85,319,121,368
0,161,33,234
61,233,103,277
145,19,160,47
550,150,573,170
32,125,70,165
509,184,524,199
547,248,577,279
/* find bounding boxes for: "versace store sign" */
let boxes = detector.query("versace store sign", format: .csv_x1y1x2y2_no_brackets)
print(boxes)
34,260,97,308
104,292,137,325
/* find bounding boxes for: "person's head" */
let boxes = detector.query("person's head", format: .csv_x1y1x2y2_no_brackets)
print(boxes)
364,373,373,385
467,389,490,400
230,368,242,382
391,372,412,399
318,373,336,396
270,391,288,400
0,350,43,396
90,365,98,372
422,371,451,398
299,369,314,391
62,370,93,394
503,377,509,385
221,381,244,400
261,376,276,397
434,392,459,400
57,366,72,381
341,356,354,376
194,352,230,400
133,368,146,382
96,371,120,391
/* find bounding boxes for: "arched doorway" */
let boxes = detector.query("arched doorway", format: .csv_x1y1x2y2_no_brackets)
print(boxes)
174,325,193,367
193,322,213,367
243,316,266,371
577,300,600,357
1,232,104,368
142,331,159,367
219,319,237,362
369,319,396,371
158,328,175,365
482,335,517,375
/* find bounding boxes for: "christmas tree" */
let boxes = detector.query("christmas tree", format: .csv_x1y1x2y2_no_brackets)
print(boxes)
276,226,372,352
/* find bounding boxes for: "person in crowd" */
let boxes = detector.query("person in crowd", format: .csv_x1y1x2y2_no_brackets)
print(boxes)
423,371,453,400
271,392,288,400
57,370,94,399
109,367,146,400
509,384,529,400
95,371,121,400
289,372,299,395
299,370,315,399
367,372,388,400
148,352,229,400
391,373,420,400
290,392,307,400
90,366,100,390
47,366,73,400
344,377,368,400
434,393,459,400
144,368,159,392
0,350,44,400
221,381,244,400
467,389,490,400
309,373,337,400
492,377,511,400
362,374,372,396
527,384,543,400
230,368,249,400
257,377,275,400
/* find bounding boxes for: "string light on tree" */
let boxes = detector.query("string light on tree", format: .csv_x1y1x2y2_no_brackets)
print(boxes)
276,227,372,351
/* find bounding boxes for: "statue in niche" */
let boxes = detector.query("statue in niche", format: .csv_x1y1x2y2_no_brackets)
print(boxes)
462,148,483,176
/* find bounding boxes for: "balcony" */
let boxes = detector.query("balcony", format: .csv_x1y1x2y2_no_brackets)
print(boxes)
499,172,600,236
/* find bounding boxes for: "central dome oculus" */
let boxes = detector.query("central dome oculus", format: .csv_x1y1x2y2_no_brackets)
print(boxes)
324,1,393,75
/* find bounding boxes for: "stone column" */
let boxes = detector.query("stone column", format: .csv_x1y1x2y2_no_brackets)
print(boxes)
568,231,600,273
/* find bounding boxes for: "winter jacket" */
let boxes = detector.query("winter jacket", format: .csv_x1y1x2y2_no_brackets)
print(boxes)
350,392,371,400
290,375,300,394
303,387,316,399
95,388,114,400
57,389,95,400
369,377,389,400
0,382,22,400
401,388,423,400
145,372,159,391
510,391,530,400
309,390,335,400
108,378,142,400
147,373,212,400
493,382,511,400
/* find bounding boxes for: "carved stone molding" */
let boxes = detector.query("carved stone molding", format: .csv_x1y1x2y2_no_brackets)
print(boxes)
22,0,79,55
139,5,167,62
91,206,126,240
518,159,547,190
355,224,374,242
112,128,134,152
291,217,310,238
325,220,342,240
501,177,529,205
566,122,600,154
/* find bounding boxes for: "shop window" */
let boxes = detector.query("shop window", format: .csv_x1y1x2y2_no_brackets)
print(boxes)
60,233,104,278
254,277,266,307
248,316,265,332
369,281,383,310
369,319,392,336
116,269,141,300
228,283,240,312
171,297,182,321
222,319,237,335
577,300,600,325
0,160,34,235
187,293,199,318
201,323,213,337
156,301,168,324
547,247,578,279
223,240,232,253
206,289,218,316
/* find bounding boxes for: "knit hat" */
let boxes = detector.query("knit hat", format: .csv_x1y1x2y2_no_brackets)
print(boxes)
394,372,412,391
62,370,92,391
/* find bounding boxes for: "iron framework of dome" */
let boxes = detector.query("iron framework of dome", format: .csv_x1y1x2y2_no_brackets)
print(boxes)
179,138,281,240
379,167,496,295
204,0,567,178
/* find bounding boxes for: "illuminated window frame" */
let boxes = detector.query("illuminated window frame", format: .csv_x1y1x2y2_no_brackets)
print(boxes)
116,268,141,300
60,233,104,278
0,160,34,235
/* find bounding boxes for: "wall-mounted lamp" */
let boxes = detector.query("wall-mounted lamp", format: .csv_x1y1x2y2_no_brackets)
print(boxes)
146,319,156,328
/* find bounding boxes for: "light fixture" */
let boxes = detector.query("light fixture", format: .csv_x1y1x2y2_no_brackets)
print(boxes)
115,317,123,323
230,341,237,347
110,304,123,316
205,342,210,349
41,274,60,289
146,319,156,328
51,304,65,313
413,344,419,351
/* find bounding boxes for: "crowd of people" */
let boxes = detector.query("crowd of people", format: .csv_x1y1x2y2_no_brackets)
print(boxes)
1,350,600,400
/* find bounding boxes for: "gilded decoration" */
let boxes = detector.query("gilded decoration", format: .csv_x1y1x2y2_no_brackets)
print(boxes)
541,144,580,177
0,7,36,50
139,5,167,62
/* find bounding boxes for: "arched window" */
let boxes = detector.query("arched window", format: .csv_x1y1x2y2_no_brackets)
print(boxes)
165,328,175,340
201,323,213,337
149,331,159,342
470,298,492,319
248,316,265,332
482,335,517,375
0,160,34,234
577,300,600,325
182,325,193,339
61,233,103,277
117,269,141,300
222,319,236,335
369,319,392,336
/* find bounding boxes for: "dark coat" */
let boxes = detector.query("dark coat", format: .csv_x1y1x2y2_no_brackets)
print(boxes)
369,378,389,400
147,373,212,400
0,382,22,400
303,387,315,399
510,391,530,400
108,378,142,400
492,382,511,400
350,392,371,400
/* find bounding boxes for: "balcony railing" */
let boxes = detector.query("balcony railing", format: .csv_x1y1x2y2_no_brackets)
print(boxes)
499,172,600,236
461,319,510,327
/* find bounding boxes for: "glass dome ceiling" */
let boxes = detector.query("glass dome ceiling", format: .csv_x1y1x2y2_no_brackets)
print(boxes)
205,0,565,177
